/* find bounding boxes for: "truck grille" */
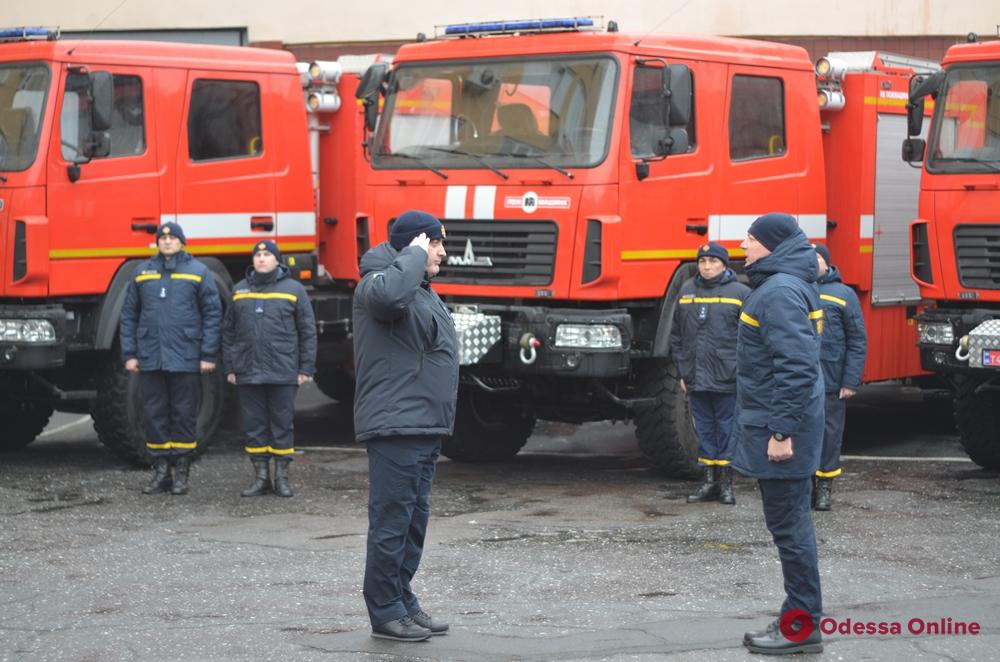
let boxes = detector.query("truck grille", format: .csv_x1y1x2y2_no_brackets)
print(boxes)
955,224,1000,289
436,219,557,285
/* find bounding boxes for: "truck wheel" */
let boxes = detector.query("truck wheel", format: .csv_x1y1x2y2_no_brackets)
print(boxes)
0,400,54,451
92,355,225,466
953,375,1000,470
442,388,536,462
633,359,700,478
314,367,356,404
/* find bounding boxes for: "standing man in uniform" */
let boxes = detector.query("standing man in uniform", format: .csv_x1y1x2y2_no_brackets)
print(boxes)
813,244,867,511
353,210,458,642
732,213,825,655
120,222,222,495
223,240,317,498
670,242,749,505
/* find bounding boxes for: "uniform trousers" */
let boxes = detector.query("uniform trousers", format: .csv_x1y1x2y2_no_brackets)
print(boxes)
758,477,823,626
689,390,736,465
238,383,298,457
363,435,441,626
139,371,200,457
819,392,848,476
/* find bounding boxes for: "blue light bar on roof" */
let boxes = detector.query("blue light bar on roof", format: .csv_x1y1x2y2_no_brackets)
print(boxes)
444,17,595,36
0,27,58,42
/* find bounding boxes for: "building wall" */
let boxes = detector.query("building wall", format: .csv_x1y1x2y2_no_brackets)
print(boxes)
3,0,997,45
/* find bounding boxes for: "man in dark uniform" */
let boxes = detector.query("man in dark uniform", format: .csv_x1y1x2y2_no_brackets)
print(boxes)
732,213,825,655
670,242,749,505
223,240,317,498
120,222,222,495
814,244,867,511
353,210,458,642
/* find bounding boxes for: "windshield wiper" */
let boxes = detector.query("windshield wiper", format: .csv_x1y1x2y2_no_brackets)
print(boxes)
936,157,1000,172
379,151,448,179
499,152,574,179
425,147,509,180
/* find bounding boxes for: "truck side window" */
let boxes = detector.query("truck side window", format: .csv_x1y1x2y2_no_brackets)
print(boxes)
108,75,145,157
630,66,696,158
729,75,785,161
188,79,263,161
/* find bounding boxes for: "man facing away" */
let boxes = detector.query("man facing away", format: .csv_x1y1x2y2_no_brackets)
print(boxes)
352,210,458,642
813,243,867,511
732,213,825,655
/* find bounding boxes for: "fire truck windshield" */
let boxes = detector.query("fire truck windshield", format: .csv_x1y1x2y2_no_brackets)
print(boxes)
927,64,1000,174
373,56,617,171
0,63,49,172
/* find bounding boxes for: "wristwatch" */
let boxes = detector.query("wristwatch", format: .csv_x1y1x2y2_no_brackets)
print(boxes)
772,432,789,441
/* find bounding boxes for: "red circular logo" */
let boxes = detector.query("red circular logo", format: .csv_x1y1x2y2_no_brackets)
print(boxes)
779,609,814,642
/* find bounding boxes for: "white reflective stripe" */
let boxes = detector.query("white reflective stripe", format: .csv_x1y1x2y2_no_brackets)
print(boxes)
445,186,467,219
860,214,874,239
707,213,827,241
158,212,314,239
473,186,496,219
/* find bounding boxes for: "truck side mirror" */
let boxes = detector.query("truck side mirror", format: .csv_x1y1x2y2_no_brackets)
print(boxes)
356,64,388,100
906,98,925,136
901,137,926,162
667,64,692,127
90,71,113,132
906,70,944,136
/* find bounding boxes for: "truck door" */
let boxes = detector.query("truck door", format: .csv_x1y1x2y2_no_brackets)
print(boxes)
47,67,160,280
174,72,276,253
619,58,715,265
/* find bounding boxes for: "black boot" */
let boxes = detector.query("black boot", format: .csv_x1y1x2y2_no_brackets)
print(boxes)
686,466,719,503
814,477,833,511
142,458,172,495
241,457,271,497
717,466,735,505
170,456,191,495
273,458,293,497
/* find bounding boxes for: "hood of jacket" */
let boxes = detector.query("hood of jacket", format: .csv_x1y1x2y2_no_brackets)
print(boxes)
245,264,290,285
818,264,843,285
745,231,818,288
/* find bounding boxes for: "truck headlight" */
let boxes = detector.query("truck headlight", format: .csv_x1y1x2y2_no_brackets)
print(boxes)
0,319,56,343
554,324,622,349
917,321,954,346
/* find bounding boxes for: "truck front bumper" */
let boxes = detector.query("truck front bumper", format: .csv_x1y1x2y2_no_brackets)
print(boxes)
0,304,67,370
450,304,633,378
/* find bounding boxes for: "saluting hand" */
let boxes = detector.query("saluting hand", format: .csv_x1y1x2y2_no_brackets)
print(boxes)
409,232,430,253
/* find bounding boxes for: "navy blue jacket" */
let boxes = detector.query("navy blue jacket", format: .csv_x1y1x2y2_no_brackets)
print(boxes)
818,265,868,392
352,242,459,442
222,265,317,385
120,251,222,372
731,233,825,479
669,270,749,393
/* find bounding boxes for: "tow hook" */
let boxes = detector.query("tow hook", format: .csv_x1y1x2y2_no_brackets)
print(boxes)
519,333,541,365
955,335,970,362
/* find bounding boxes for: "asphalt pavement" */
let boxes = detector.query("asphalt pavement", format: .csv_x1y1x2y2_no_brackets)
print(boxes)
1,384,998,661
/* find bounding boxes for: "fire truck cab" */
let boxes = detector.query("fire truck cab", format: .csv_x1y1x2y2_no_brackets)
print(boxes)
0,29,354,461
357,19,930,474
905,38,1000,469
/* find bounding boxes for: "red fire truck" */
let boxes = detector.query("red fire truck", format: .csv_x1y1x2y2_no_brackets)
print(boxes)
353,18,935,475
0,28,366,461
904,38,1000,469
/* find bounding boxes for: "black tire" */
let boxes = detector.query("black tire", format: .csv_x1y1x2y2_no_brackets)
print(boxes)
953,374,1000,470
633,358,699,478
442,387,536,462
92,354,226,466
0,400,54,451
314,367,356,404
